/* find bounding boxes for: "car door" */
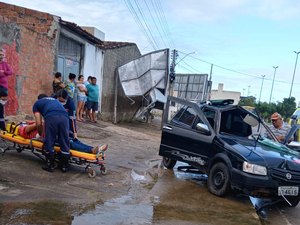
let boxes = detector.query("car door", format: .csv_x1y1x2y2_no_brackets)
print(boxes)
159,96,216,167
284,124,300,151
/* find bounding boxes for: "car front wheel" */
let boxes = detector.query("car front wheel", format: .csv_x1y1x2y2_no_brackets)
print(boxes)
207,162,231,196
162,157,177,169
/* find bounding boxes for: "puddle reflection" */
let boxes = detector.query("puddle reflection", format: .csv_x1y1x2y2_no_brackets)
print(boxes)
72,195,153,225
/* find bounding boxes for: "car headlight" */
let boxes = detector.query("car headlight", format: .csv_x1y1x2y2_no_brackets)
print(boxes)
243,161,267,176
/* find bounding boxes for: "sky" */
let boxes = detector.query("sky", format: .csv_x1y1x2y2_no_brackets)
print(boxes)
2,0,300,104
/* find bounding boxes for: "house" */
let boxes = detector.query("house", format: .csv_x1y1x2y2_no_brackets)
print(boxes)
210,83,241,104
0,2,141,122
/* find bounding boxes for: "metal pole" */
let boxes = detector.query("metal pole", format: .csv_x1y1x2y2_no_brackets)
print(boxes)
247,85,251,96
209,64,213,81
269,66,278,103
289,51,300,98
258,75,266,103
259,75,266,103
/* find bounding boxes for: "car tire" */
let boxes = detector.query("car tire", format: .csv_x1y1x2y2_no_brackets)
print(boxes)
207,162,230,196
162,157,177,169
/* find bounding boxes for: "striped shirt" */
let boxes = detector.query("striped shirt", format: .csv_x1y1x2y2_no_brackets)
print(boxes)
269,124,291,139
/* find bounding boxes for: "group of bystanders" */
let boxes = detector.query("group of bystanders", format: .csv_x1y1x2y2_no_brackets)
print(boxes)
0,48,106,173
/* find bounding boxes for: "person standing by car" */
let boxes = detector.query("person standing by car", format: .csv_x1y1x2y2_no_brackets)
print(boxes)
268,112,291,142
86,77,99,123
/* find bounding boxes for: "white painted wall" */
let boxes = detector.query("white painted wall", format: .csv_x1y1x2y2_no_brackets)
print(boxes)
211,83,241,105
82,43,104,112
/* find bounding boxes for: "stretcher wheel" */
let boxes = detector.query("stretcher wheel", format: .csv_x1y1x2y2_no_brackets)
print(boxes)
88,167,96,178
16,147,23,153
100,166,107,175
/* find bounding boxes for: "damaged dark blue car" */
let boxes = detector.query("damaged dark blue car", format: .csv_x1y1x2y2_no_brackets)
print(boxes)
159,96,300,207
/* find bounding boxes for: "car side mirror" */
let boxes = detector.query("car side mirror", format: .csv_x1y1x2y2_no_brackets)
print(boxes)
196,123,211,134
291,115,297,120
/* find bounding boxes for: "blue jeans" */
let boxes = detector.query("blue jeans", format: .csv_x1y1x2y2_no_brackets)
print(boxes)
45,115,69,156
70,138,93,153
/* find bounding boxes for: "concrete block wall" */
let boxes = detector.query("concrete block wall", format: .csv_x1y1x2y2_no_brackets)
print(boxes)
0,2,58,115
101,45,141,122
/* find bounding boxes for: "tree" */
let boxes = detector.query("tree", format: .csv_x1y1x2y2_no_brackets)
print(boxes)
276,97,296,121
238,96,256,107
253,97,296,123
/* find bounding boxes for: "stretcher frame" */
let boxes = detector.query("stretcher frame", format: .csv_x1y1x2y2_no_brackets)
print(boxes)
0,122,107,177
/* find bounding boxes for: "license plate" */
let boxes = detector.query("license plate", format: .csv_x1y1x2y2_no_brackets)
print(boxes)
278,186,299,196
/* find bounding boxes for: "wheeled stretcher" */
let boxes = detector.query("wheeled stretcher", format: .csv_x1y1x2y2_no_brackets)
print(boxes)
0,122,107,177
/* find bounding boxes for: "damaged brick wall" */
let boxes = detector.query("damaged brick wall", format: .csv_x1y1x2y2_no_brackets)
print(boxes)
0,2,58,115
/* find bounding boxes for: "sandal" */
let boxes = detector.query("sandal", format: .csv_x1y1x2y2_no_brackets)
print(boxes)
96,144,108,157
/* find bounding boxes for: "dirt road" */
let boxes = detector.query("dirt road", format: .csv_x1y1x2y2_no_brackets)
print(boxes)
0,118,299,225
0,119,162,224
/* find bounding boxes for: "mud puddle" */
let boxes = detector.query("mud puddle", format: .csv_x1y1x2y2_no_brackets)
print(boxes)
151,164,261,225
0,200,73,225
73,162,261,225
72,195,153,225
72,169,156,225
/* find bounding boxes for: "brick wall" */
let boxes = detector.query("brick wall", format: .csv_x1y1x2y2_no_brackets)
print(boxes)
0,2,58,115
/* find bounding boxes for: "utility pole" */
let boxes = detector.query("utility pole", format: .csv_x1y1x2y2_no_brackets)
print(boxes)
289,51,300,98
209,64,213,81
168,49,178,97
259,75,266,103
269,66,278,104
169,49,178,84
247,85,251,96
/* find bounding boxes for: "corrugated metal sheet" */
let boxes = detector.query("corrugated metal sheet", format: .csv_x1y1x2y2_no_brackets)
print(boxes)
118,49,168,97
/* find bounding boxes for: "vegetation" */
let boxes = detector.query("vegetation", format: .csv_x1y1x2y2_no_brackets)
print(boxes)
238,96,297,122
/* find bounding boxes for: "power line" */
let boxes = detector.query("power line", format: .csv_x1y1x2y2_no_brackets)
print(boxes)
143,0,168,48
178,58,200,73
124,0,157,50
151,0,175,48
123,0,175,51
155,0,176,48
177,50,300,86
133,0,160,49
176,64,196,73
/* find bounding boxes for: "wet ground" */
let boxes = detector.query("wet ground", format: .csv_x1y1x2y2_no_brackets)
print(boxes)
69,161,260,225
0,118,299,224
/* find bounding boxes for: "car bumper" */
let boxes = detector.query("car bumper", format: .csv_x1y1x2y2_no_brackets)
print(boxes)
231,168,300,198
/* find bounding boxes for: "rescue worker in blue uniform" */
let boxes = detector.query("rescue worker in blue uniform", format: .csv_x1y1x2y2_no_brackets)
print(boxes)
53,89,77,139
53,89,108,154
32,94,70,172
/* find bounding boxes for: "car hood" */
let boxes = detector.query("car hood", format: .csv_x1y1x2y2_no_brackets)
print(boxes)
220,136,300,170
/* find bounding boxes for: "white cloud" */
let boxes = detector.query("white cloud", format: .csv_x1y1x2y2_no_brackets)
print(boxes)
166,0,300,23
256,0,300,20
